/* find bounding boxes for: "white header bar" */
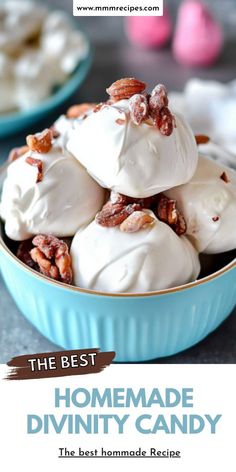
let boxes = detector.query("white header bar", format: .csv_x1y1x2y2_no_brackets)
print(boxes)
73,0,163,17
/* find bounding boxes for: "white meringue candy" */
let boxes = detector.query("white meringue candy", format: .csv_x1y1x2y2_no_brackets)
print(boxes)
14,50,53,110
169,78,236,156
41,12,88,83
0,53,17,113
53,114,76,148
41,10,73,35
165,155,236,254
67,100,198,198
0,1,47,55
0,2,89,113
70,211,200,293
0,78,17,113
198,140,236,170
0,52,13,78
0,142,105,241
169,79,229,135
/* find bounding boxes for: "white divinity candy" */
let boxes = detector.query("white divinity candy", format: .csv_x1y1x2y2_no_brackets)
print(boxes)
165,155,236,254
0,1,47,55
71,211,200,293
0,2,88,113
169,78,236,157
0,142,105,241
67,99,198,198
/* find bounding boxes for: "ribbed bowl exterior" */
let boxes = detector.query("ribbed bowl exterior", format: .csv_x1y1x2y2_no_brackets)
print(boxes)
0,247,236,362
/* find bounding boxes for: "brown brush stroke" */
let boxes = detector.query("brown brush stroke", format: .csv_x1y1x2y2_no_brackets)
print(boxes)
5,349,115,381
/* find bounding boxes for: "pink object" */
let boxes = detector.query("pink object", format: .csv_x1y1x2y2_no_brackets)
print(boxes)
125,9,172,49
173,0,224,67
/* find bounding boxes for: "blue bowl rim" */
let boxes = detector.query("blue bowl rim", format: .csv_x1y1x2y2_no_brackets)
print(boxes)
0,228,235,298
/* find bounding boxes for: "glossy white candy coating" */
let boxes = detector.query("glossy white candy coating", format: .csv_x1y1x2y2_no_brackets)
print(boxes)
71,212,200,293
67,99,198,198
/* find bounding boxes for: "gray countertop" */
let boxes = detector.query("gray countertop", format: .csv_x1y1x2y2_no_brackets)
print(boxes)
1,2,236,363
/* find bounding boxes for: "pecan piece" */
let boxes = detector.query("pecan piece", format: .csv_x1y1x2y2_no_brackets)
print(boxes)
116,118,126,125
25,157,43,183
220,171,230,183
67,103,96,119
155,194,187,236
134,195,159,209
106,77,146,102
96,202,142,227
129,93,149,125
149,84,168,116
8,145,29,163
26,128,53,154
195,134,210,145
154,107,174,136
93,102,108,113
109,191,130,205
30,235,73,284
109,191,158,209
120,211,154,233
30,248,60,279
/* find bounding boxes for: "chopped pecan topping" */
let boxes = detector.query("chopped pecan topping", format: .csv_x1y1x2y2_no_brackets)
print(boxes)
129,93,149,125
96,202,142,227
155,194,187,236
93,102,107,113
98,191,186,234
105,78,175,135
109,191,157,209
25,157,43,183
106,77,146,102
135,195,159,209
67,103,96,119
220,171,230,183
30,248,60,279
8,145,29,163
30,235,73,284
195,134,210,145
149,84,169,116
120,211,154,233
147,84,174,136
109,191,129,205
154,107,175,136
26,129,53,154
116,118,126,125
212,216,220,222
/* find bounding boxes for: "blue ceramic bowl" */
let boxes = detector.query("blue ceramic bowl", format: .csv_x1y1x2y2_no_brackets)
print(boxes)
0,45,92,138
0,224,236,362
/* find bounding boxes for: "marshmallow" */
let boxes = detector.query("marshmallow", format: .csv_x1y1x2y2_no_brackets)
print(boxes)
67,100,198,198
71,211,200,293
165,155,236,254
0,140,105,241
